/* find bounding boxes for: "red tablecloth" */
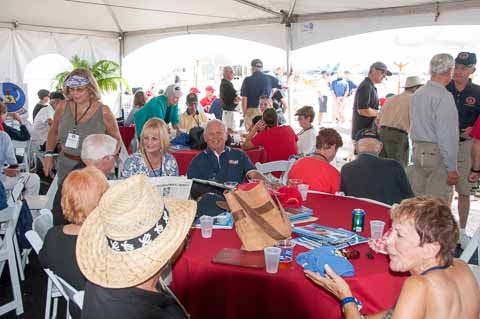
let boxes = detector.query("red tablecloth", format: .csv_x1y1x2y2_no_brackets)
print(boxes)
171,193,407,319
171,147,266,176
119,126,136,154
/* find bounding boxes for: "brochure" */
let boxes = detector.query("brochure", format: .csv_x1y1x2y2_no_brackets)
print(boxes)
285,206,314,222
193,212,234,229
292,224,368,250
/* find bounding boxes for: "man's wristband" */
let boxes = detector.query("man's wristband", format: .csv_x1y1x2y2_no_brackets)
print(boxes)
471,167,480,173
341,296,362,312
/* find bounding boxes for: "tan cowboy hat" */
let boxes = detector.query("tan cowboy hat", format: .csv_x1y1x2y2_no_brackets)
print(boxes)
403,76,423,88
76,174,196,288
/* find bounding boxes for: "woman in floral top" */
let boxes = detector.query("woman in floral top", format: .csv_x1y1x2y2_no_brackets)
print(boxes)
121,118,179,178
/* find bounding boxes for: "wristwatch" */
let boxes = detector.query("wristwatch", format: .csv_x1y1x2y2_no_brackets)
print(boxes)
341,296,363,312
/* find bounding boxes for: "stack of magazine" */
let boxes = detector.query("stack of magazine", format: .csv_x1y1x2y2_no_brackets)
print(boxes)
193,212,234,229
292,224,368,250
285,206,315,224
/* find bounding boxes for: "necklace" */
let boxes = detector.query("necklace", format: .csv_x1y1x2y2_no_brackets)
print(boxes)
420,264,449,275
297,126,313,136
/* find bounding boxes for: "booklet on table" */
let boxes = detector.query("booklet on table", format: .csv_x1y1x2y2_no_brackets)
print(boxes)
292,224,368,250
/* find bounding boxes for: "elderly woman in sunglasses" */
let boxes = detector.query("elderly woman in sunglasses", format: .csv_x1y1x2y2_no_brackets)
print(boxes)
305,196,480,319
43,68,120,184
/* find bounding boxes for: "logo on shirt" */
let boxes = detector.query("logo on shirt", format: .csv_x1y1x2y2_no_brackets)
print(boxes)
228,160,239,165
466,96,476,106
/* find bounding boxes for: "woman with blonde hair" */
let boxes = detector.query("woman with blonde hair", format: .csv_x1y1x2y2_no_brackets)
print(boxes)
121,118,178,178
43,68,121,184
258,95,273,113
39,166,109,291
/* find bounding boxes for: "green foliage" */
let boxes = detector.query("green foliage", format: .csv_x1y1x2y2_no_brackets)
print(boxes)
53,55,129,94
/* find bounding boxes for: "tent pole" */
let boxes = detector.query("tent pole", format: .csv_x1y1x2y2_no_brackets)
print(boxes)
119,33,124,117
286,25,293,125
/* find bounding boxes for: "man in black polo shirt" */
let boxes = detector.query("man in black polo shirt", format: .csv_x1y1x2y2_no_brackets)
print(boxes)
446,51,480,247
351,62,392,140
220,66,240,133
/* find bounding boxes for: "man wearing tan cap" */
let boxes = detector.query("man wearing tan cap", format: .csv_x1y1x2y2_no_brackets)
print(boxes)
446,51,480,247
377,76,423,167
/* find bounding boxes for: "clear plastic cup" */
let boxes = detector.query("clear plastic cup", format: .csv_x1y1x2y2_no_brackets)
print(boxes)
199,215,214,238
297,184,309,201
370,220,386,240
275,239,295,264
264,247,281,274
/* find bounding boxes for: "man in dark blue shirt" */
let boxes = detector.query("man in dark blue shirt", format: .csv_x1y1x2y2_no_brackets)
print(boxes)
445,51,480,245
0,180,7,210
240,59,281,130
187,119,265,199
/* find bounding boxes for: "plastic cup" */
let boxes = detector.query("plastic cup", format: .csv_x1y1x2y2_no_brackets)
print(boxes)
370,220,386,240
264,247,282,274
275,239,295,264
297,184,309,201
199,215,214,238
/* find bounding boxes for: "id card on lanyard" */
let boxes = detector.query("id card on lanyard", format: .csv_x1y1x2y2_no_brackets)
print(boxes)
67,102,91,149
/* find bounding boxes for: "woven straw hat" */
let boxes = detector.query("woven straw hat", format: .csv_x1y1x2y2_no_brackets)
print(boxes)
76,174,196,288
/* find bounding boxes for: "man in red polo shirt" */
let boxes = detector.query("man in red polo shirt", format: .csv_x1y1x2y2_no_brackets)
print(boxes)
200,86,217,112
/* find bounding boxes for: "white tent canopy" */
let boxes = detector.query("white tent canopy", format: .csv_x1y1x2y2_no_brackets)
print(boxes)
2,0,480,84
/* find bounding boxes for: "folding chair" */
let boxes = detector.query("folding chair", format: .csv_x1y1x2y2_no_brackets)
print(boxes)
12,139,32,172
255,160,289,184
72,291,84,310
56,275,79,319
24,174,58,211
460,226,480,284
26,217,66,319
0,202,24,315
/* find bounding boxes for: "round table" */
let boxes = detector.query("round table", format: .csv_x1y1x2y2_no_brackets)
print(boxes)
171,193,407,319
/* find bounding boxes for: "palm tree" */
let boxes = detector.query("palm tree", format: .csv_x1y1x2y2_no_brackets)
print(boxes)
53,55,129,93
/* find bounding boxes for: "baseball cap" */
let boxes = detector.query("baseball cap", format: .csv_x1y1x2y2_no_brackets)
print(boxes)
455,52,476,66
189,87,200,94
370,62,392,76
355,128,380,142
165,84,183,98
49,91,65,100
38,89,50,99
186,93,198,104
205,85,215,92
251,58,263,68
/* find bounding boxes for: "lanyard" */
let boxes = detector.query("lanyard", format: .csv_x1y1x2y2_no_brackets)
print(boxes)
313,152,329,162
297,126,313,136
74,102,92,129
144,152,162,177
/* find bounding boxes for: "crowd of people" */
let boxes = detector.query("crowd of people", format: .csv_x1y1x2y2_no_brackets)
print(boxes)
1,52,480,319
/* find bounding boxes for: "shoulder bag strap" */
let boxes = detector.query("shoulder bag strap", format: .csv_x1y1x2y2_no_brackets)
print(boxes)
231,191,285,240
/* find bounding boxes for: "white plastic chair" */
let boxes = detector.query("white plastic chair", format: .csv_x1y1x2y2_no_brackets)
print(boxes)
0,202,24,316
33,209,54,241
12,139,32,172
255,160,289,184
460,226,480,284
56,275,79,319
26,221,67,319
72,291,84,309
24,174,58,211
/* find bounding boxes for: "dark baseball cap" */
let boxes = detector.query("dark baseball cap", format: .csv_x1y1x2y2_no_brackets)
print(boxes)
355,128,380,142
251,58,263,68
370,62,392,76
186,93,198,104
38,89,50,99
455,52,476,66
49,91,65,100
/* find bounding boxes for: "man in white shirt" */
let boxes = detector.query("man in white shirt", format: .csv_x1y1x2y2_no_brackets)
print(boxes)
31,92,65,151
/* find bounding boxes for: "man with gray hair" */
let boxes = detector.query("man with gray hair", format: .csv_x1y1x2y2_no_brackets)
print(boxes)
134,84,183,138
340,128,413,205
377,76,424,167
220,66,240,133
187,119,265,199
408,53,459,202
52,134,118,225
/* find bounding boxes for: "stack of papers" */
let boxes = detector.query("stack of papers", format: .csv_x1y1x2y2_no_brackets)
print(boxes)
285,206,314,223
193,212,234,229
292,224,368,250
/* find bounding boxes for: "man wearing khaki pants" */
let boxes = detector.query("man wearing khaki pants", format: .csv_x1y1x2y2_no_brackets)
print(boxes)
408,53,459,203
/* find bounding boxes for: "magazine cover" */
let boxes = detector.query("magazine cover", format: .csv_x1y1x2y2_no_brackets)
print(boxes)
292,224,368,250
285,206,313,221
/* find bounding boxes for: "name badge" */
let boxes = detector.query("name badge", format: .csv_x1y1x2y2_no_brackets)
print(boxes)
65,132,80,149
229,160,239,165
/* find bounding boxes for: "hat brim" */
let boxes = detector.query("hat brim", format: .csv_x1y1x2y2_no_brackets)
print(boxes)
76,198,196,288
